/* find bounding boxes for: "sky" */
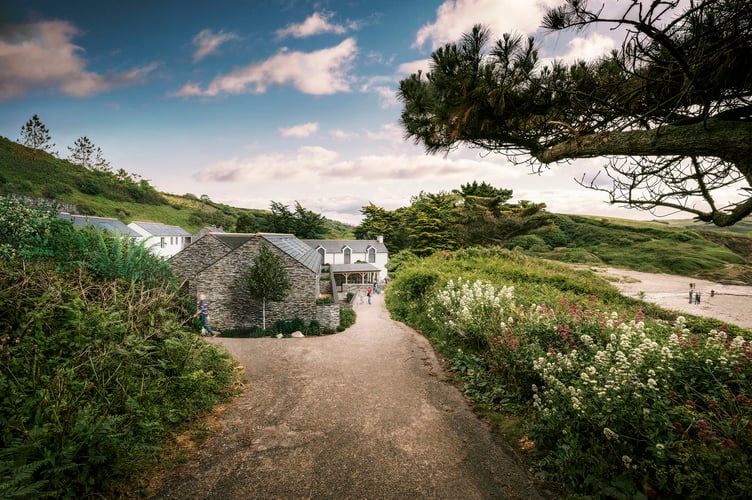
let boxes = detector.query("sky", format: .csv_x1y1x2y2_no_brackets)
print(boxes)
0,0,682,226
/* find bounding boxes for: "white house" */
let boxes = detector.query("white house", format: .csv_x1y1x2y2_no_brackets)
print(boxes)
128,221,192,259
303,236,389,289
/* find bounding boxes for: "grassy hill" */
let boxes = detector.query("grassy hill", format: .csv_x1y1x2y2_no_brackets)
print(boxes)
510,213,752,284
0,135,354,237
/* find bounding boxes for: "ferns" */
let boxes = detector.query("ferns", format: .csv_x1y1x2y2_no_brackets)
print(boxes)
0,198,240,497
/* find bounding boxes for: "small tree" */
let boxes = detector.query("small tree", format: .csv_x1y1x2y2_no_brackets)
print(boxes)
19,114,55,158
93,146,111,172
241,245,291,330
68,136,95,168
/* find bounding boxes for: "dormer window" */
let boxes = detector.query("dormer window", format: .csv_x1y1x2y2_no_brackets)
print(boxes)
367,247,376,263
317,247,325,264
343,247,351,264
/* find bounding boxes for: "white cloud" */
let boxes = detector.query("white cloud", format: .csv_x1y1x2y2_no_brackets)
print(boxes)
276,11,348,39
330,129,358,140
359,75,399,107
415,0,559,50
192,29,240,62
543,33,618,66
0,20,156,101
397,59,431,76
363,123,403,145
280,122,319,138
172,38,357,96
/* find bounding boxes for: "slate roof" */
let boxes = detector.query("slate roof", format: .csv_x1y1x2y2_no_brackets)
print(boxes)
130,221,191,237
331,263,381,273
58,214,140,237
263,234,320,273
303,239,388,253
211,233,254,250
209,233,320,273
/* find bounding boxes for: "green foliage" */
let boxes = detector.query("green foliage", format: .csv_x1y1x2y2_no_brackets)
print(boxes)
531,215,751,280
385,247,752,498
339,308,356,330
19,114,54,158
0,200,239,498
241,245,292,329
268,200,327,238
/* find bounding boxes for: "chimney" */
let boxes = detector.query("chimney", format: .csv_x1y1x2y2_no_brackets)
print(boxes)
377,235,384,244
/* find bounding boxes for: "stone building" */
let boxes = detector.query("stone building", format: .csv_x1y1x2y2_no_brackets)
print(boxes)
170,232,339,331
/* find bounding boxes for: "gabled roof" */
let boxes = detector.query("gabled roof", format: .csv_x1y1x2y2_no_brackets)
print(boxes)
209,232,320,273
129,221,191,237
263,234,320,272
303,239,388,253
58,213,140,237
211,233,254,250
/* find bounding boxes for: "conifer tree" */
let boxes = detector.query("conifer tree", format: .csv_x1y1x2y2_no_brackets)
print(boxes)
19,114,55,158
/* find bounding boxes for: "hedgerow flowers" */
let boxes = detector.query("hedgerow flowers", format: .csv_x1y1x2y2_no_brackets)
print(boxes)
426,276,752,497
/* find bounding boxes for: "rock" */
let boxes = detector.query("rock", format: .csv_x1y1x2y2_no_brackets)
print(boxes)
290,331,305,338
276,333,283,338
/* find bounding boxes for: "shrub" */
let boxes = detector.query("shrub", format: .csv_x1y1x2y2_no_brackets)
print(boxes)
339,308,356,329
0,200,240,498
78,179,101,195
316,294,335,304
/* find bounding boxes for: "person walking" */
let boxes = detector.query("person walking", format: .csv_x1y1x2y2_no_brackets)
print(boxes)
195,294,217,337
367,286,372,304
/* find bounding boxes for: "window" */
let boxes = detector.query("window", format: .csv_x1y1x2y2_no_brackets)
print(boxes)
367,247,376,263
318,247,325,264
343,247,351,264
160,237,165,248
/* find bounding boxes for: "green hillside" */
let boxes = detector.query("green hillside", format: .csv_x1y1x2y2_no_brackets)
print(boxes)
510,213,752,284
0,135,354,237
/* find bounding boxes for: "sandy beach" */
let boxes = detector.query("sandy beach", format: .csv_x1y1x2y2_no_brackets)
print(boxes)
594,267,752,330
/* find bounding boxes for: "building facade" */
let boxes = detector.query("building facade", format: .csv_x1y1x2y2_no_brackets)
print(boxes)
170,232,339,330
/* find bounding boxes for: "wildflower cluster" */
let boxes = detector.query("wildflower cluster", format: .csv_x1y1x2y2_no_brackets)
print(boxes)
0,335,21,358
427,278,514,348
530,311,752,496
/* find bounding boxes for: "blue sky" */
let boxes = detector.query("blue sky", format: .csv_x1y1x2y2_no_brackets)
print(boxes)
1,0,659,225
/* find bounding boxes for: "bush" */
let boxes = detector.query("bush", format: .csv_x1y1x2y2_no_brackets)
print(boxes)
78,179,101,195
339,308,356,329
316,294,335,304
0,200,240,498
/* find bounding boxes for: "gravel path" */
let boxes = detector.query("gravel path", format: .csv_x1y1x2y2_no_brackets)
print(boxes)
147,290,544,499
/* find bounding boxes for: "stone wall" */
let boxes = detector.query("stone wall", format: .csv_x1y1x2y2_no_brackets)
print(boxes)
315,302,340,330
171,235,321,330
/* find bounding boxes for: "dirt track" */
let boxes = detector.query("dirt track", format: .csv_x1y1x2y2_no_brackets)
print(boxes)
147,290,545,499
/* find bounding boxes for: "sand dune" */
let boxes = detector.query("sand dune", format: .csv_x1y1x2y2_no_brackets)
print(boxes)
595,267,752,330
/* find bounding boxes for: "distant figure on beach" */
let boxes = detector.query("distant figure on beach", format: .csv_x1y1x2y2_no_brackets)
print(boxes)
695,291,701,305
689,290,694,303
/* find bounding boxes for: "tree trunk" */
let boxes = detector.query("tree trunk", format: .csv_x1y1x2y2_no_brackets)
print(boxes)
262,297,267,330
